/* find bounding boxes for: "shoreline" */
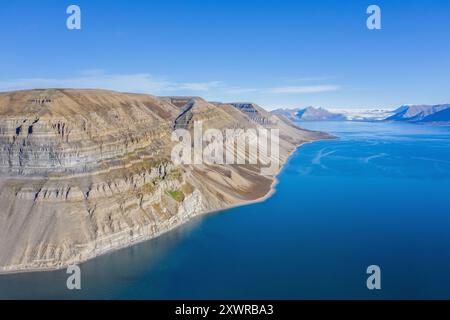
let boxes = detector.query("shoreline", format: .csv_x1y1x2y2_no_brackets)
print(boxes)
0,137,332,276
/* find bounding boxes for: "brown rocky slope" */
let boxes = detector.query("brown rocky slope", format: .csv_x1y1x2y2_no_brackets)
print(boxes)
0,89,330,273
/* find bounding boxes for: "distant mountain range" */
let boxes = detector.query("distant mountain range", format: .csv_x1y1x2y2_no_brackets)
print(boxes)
386,104,450,124
297,107,347,121
272,104,450,125
272,106,394,122
272,107,346,121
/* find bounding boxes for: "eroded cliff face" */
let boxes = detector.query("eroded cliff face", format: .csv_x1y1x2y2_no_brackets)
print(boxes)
0,89,329,273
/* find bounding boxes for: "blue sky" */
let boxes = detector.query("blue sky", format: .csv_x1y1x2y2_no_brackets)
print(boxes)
0,0,449,110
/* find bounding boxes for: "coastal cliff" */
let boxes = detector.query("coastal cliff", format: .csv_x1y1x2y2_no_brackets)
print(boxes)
0,89,330,273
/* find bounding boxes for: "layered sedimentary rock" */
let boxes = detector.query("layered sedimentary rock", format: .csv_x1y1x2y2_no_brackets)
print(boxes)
0,89,329,273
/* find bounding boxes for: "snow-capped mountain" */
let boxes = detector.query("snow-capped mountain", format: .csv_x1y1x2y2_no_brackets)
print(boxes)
386,104,450,123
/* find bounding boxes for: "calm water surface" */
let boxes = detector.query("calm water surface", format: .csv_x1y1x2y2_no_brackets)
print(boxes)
1,121,450,299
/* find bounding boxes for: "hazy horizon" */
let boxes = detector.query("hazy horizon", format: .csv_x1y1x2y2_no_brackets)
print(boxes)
1,0,449,110
0,87,446,112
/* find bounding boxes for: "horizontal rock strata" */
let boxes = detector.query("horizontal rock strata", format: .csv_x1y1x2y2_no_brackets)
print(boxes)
0,89,330,273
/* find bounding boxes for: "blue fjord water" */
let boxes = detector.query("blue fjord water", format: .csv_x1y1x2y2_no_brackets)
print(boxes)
1,121,450,299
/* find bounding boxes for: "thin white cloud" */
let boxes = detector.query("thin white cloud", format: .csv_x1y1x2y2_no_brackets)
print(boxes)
177,81,221,91
0,72,339,100
225,85,340,96
225,88,260,95
269,85,339,94
0,72,221,94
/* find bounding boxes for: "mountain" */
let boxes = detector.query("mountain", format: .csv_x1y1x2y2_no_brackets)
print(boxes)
0,89,330,273
420,107,450,124
273,104,450,124
270,107,303,121
386,104,450,123
297,107,347,121
272,107,346,121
